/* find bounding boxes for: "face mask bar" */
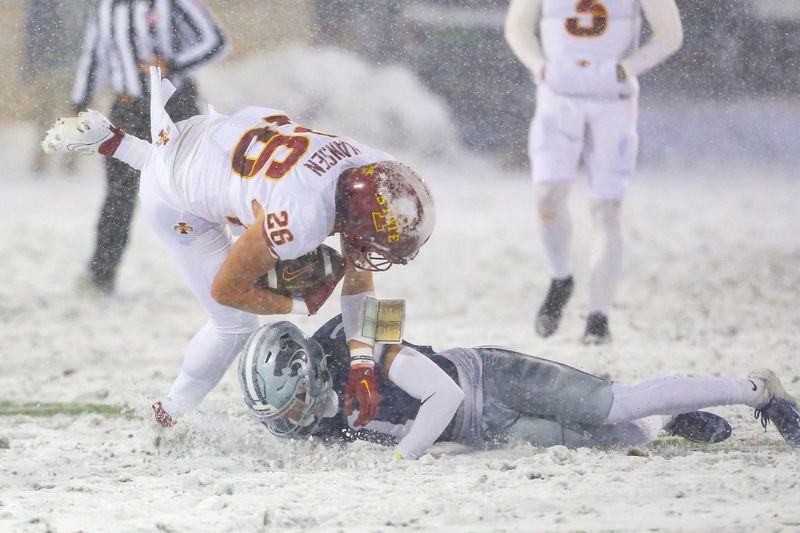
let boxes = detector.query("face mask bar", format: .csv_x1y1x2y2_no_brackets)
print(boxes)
266,387,326,438
348,244,419,272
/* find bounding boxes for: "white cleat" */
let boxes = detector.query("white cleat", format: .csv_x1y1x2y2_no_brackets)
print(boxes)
41,109,116,155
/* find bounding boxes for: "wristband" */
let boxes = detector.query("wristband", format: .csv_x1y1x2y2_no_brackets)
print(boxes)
349,346,374,366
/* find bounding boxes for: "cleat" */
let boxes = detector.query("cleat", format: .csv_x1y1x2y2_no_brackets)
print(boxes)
582,311,611,345
663,411,732,444
749,369,800,447
152,401,177,428
41,109,117,155
535,276,574,337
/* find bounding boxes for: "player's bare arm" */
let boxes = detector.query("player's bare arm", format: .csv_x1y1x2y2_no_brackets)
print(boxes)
210,202,293,314
504,0,545,80
621,0,683,76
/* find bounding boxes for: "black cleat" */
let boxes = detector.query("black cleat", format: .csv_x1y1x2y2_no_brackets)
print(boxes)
663,411,732,444
750,369,800,447
535,276,574,337
582,311,611,345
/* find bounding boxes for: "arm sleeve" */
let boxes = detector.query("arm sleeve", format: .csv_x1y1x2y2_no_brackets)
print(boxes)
622,0,683,76
169,0,228,75
389,346,465,460
504,0,545,77
70,10,103,109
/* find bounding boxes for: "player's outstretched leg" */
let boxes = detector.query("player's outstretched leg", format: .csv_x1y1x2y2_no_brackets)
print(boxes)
582,311,611,345
535,276,574,337
663,411,732,444
41,110,121,156
750,369,800,447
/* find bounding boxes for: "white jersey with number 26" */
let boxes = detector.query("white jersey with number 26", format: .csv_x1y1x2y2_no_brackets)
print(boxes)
540,0,642,97
164,106,394,260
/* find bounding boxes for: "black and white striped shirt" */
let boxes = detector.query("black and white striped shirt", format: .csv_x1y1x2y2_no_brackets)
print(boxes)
71,0,227,108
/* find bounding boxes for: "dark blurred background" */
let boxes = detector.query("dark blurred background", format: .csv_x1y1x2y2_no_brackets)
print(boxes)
4,0,798,167
316,0,800,165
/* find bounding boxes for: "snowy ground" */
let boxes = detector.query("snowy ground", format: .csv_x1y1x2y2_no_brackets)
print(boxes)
1,123,798,531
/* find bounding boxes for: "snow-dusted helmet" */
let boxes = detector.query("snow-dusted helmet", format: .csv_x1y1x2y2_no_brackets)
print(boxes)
335,161,436,271
238,322,332,437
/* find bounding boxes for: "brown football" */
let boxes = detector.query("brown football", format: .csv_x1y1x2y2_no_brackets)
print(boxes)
254,244,345,298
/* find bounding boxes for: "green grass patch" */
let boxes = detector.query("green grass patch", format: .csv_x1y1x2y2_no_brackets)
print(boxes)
0,400,133,418
648,436,704,450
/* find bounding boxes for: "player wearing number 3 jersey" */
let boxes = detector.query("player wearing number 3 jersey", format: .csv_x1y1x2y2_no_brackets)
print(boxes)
505,0,683,343
41,68,435,428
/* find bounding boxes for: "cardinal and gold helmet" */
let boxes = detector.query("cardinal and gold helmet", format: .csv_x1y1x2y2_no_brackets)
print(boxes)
335,161,435,271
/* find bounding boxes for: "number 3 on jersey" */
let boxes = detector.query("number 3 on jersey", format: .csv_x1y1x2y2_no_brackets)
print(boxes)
565,0,608,38
267,211,293,245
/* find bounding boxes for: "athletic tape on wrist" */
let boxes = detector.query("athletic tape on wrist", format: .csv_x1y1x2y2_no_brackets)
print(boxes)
341,291,375,346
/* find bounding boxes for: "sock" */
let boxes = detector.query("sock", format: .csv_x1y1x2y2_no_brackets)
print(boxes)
605,376,766,424
108,132,152,170
588,200,622,315
536,183,572,279
162,370,218,417
161,322,256,416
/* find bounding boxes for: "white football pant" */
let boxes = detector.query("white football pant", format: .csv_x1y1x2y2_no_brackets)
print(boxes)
139,153,259,416
528,84,639,198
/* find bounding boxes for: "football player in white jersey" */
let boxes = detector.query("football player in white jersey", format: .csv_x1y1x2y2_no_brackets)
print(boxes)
42,68,436,428
505,0,683,343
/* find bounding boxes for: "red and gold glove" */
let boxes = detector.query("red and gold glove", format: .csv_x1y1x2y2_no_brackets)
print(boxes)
344,362,380,427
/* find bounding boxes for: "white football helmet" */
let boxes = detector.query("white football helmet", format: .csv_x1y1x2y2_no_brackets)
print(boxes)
238,321,332,437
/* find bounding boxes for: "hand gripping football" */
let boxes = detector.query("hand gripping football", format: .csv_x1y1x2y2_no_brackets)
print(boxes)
254,244,345,299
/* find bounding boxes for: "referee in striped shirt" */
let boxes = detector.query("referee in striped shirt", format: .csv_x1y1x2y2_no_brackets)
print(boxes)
71,0,227,295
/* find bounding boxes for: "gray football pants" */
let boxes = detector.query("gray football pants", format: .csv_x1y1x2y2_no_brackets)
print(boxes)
478,348,658,447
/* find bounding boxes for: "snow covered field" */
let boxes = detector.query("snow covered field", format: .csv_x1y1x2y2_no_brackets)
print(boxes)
2,146,799,531
1,49,800,531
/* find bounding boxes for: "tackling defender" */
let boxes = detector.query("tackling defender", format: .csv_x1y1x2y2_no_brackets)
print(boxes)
42,68,435,428
239,316,800,459
505,0,684,343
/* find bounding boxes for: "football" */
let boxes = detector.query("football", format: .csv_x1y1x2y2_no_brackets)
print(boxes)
254,244,345,298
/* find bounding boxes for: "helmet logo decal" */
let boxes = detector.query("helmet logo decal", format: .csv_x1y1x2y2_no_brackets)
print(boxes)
372,195,401,242
272,338,307,378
